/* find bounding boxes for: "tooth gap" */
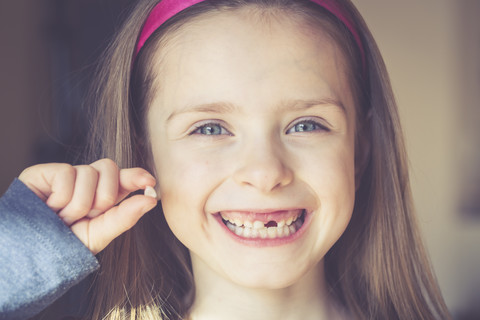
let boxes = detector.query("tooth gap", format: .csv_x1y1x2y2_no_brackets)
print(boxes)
265,221,277,228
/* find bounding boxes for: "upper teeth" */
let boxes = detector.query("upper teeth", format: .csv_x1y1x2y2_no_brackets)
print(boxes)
221,213,300,228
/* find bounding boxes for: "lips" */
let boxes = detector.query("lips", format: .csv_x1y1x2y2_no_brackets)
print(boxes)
218,209,306,239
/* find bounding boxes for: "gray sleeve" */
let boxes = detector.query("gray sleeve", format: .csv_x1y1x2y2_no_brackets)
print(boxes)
0,179,100,320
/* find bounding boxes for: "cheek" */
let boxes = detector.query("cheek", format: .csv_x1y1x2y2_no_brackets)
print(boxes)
298,137,355,198
152,144,226,236
156,149,223,198
301,140,356,239
325,141,356,211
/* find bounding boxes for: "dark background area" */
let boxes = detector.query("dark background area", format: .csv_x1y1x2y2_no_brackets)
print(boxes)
0,0,133,193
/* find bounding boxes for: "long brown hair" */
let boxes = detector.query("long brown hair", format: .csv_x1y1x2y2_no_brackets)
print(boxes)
81,0,451,319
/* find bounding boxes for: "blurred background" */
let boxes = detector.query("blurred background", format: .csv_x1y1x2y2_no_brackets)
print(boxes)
352,1,480,319
0,0,479,318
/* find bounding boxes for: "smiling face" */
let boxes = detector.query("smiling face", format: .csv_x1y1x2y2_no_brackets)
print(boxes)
147,8,357,289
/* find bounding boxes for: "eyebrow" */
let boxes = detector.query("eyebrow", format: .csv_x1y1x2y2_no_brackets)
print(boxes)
167,98,345,122
281,98,346,114
167,102,237,122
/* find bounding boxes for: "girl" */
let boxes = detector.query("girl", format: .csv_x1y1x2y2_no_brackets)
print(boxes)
0,0,451,319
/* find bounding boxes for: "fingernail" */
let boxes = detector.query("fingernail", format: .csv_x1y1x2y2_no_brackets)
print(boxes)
142,172,156,181
144,186,157,199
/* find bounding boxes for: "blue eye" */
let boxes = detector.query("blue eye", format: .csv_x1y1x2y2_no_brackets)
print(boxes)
191,123,231,136
286,120,328,134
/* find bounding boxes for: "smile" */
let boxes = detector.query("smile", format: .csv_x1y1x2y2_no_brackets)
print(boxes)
219,209,306,239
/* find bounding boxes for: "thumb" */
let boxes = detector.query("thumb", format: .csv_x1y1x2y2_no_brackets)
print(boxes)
71,194,157,254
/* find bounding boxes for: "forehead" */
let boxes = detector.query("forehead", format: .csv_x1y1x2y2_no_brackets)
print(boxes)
148,7,355,119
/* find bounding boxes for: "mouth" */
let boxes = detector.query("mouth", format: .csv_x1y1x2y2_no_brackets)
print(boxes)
219,209,306,240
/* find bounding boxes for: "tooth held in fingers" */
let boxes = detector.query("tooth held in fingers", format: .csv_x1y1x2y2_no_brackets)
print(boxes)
144,186,157,199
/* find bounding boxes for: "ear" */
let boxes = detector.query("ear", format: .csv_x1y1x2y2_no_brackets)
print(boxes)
135,132,161,200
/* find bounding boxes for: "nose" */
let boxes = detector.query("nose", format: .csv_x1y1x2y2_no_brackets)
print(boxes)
233,139,293,193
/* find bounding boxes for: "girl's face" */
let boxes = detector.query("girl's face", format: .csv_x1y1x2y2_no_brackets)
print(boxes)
147,10,357,289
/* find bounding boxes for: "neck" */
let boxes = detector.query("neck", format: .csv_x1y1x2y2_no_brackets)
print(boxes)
188,254,342,320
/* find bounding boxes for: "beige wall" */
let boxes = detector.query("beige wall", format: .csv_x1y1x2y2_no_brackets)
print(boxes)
352,0,480,314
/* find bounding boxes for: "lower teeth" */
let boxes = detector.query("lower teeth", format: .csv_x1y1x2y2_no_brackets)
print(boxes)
223,211,305,239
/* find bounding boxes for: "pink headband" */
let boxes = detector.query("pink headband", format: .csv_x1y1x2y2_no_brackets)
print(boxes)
134,0,365,69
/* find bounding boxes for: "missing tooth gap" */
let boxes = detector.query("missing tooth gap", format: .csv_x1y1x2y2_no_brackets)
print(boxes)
265,221,277,228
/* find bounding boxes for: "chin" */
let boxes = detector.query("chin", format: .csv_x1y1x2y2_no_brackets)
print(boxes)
222,259,321,290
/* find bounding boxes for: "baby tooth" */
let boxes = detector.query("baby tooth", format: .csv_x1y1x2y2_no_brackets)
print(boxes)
253,221,264,229
243,227,252,238
244,221,253,228
251,228,259,238
234,219,243,227
286,217,293,226
283,225,290,237
267,227,276,239
276,226,285,237
259,228,268,239
144,186,157,199
277,220,285,228
226,222,236,232
289,225,296,234
234,226,244,236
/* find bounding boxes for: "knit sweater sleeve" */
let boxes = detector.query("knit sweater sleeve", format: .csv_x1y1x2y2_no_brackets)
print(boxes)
0,179,99,320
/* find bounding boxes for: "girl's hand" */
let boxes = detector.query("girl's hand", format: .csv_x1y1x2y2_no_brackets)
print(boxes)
18,158,157,254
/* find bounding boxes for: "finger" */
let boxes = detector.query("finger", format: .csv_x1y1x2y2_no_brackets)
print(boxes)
45,164,76,212
71,194,158,254
58,165,99,226
19,163,77,212
117,167,156,201
87,159,120,218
